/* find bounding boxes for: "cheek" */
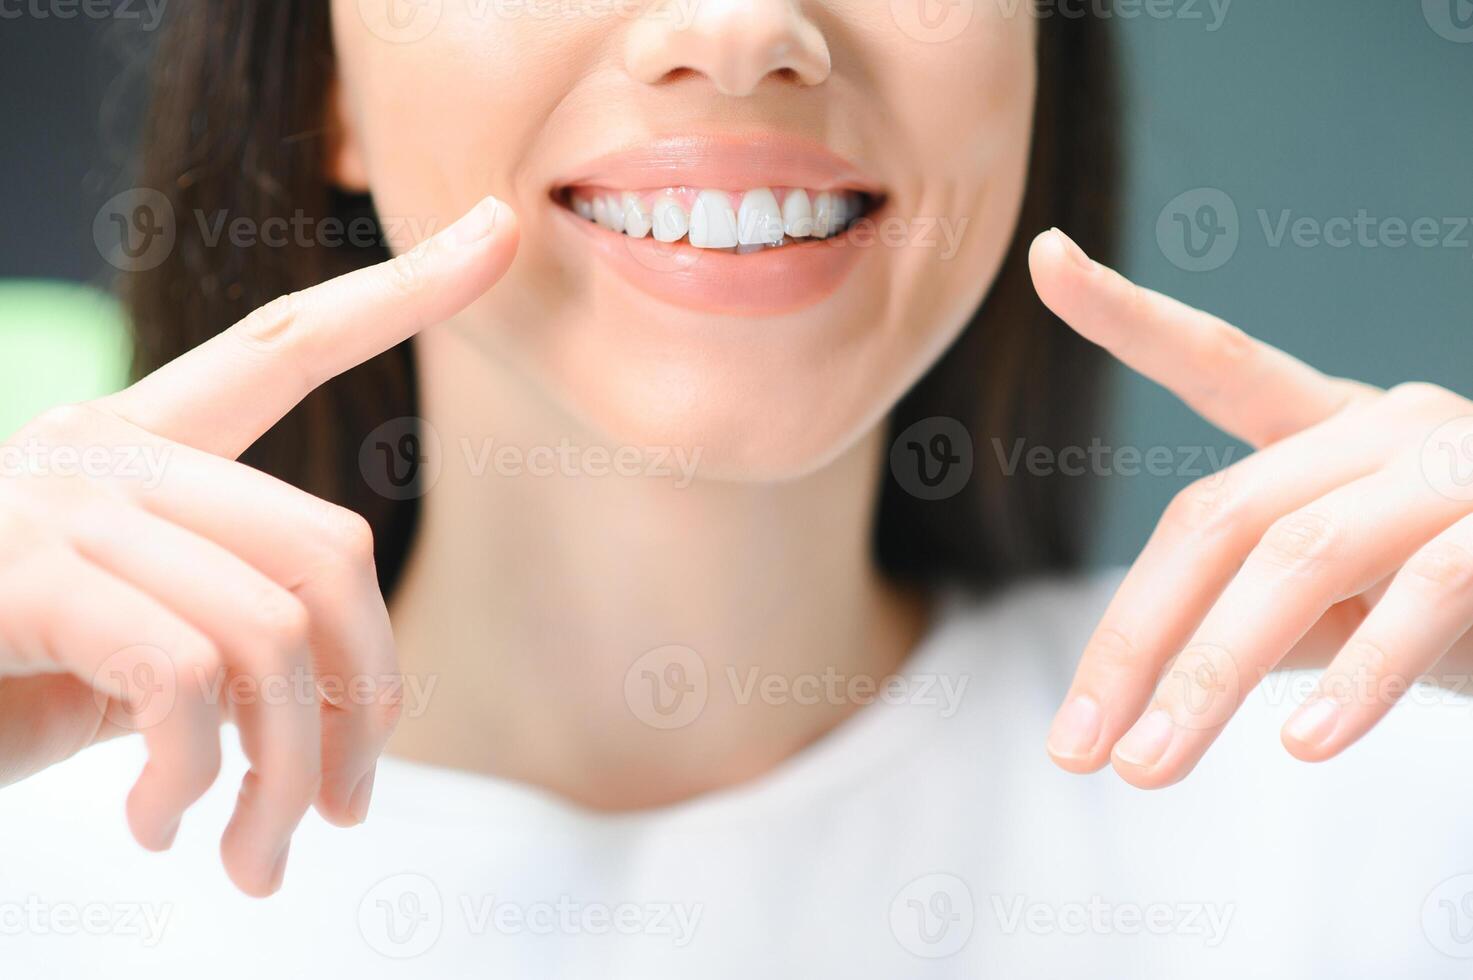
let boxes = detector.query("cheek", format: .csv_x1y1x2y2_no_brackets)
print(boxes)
329,2,579,224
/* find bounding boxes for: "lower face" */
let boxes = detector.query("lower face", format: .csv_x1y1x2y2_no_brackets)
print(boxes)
329,2,1037,480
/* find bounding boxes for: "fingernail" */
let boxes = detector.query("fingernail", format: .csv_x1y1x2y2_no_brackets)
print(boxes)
1053,228,1094,270
1285,697,1340,749
159,816,181,850
1114,709,1177,769
349,766,377,825
268,842,290,894
447,196,504,246
1046,695,1103,760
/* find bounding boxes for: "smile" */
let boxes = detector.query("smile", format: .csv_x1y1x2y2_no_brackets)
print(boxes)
550,135,887,315
558,186,879,253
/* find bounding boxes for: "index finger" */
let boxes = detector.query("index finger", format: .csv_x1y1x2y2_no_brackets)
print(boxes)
1028,228,1366,448
99,195,517,459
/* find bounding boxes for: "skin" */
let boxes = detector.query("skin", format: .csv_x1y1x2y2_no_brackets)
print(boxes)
1,2,1470,898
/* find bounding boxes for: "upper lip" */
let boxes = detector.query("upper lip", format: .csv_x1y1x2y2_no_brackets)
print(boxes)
551,133,884,195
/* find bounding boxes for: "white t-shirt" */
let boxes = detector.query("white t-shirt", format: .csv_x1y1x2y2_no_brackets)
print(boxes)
4,571,1473,978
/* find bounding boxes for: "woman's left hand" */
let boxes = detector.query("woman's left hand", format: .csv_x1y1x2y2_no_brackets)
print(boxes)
1029,228,1473,788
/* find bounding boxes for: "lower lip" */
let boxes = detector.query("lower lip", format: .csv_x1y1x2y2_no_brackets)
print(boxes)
555,206,871,316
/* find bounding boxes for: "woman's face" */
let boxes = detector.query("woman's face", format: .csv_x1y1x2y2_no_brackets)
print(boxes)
329,1,1036,479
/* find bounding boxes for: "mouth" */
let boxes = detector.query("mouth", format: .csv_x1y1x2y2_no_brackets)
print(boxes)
553,186,883,254
548,135,888,316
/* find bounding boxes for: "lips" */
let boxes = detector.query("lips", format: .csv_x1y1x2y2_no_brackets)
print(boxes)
549,134,886,316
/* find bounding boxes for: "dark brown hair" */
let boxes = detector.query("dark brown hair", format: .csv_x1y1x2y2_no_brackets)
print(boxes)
123,5,1118,598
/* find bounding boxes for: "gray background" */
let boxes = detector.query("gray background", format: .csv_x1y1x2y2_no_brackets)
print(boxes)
1096,0,1473,563
0,1,1469,566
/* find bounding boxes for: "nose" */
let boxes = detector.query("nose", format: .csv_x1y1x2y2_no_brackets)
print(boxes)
626,0,832,97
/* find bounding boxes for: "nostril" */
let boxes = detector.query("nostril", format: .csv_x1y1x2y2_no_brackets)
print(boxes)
657,67,703,85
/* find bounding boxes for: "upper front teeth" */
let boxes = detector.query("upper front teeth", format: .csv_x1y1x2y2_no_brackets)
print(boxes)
575,187,864,248
652,196,688,243
690,189,740,248
737,188,784,246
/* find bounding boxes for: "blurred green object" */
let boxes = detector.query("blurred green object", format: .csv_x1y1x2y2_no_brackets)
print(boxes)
0,280,132,439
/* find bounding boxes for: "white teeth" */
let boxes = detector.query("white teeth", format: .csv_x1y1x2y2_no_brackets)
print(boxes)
592,197,613,230
577,187,865,247
603,195,626,233
689,190,739,249
782,189,814,239
623,193,652,239
737,188,784,246
813,192,838,238
652,196,688,243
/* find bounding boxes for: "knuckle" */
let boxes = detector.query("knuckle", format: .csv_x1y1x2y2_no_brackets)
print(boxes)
1158,643,1240,726
315,506,377,569
247,590,312,655
384,244,431,298
1342,638,1393,680
1160,472,1248,543
1203,321,1256,372
1253,510,1340,573
1083,627,1142,674
1402,540,1473,597
236,292,305,356
169,637,226,704
370,696,404,739
1332,639,1403,709
23,403,100,444
1387,381,1459,412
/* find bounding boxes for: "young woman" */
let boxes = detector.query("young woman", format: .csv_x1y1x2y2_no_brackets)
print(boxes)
3,2,1472,976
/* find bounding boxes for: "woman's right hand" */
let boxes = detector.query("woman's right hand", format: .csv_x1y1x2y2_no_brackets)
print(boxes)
0,196,518,896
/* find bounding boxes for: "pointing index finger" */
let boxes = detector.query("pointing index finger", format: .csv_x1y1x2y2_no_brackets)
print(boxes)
1029,228,1364,448
100,196,518,459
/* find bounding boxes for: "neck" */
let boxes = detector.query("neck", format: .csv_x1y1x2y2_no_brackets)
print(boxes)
386,328,927,811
